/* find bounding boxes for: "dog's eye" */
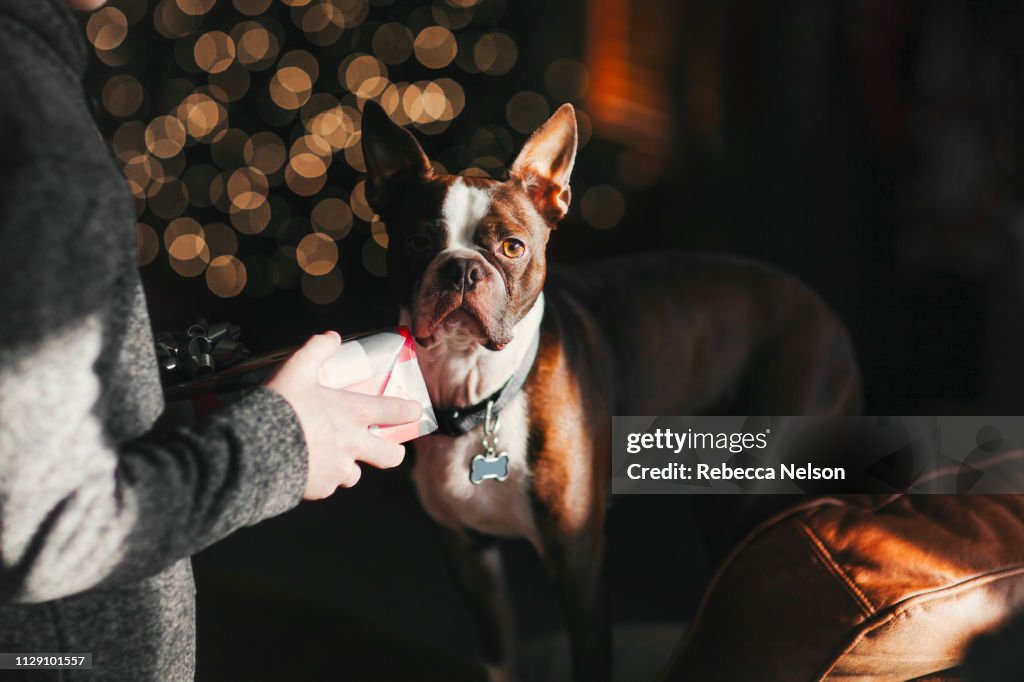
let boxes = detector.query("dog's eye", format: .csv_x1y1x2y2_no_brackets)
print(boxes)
500,238,526,259
406,235,431,256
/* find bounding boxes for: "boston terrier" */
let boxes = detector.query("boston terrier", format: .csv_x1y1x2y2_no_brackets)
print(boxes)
360,100,861,682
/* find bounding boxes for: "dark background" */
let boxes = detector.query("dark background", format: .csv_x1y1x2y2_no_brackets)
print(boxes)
83,0,1024,679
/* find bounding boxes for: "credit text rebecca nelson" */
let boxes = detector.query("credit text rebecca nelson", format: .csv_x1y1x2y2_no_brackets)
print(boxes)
626,462,846,480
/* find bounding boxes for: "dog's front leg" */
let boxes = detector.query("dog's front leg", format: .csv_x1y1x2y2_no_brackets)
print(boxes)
542,524,612,682
437,526,517,681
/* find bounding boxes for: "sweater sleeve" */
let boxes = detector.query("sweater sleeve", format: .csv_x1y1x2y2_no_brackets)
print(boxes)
0,155,310,603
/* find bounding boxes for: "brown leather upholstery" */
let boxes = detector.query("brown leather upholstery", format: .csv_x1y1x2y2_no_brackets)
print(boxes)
661,492,1024,681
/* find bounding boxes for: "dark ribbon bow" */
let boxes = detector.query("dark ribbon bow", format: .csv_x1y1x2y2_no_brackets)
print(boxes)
155,318,250,384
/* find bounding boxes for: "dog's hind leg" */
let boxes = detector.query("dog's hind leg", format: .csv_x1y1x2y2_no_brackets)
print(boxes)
437,527,517,681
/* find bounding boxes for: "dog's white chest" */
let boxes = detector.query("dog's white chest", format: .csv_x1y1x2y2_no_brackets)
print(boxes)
411,393,540,550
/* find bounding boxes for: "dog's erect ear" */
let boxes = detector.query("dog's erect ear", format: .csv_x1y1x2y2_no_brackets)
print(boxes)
510,103,578,224
361,100,431,214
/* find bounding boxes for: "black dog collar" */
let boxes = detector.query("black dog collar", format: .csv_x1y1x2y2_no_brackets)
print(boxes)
432,330,541,437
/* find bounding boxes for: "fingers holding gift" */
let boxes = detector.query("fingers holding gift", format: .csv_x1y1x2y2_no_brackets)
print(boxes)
354,433,407,470
264,330,427,499
338,459,363,488
338,390,424,427
296,331,342,369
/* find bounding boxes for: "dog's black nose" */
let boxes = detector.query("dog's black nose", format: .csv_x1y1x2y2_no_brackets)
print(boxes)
441,257,485,291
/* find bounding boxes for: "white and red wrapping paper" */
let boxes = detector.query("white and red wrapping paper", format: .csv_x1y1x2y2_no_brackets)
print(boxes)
162,327,438,443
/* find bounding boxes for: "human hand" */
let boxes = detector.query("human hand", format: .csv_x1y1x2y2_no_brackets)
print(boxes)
66,0,110,10
266,331,424,499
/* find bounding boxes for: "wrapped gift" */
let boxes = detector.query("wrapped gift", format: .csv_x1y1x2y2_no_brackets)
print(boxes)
162,326,438,443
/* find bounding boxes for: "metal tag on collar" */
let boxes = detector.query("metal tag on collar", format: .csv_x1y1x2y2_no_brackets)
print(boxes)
469,401,510,485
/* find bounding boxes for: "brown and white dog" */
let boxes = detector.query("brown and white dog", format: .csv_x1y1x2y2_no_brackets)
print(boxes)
360,100,861,682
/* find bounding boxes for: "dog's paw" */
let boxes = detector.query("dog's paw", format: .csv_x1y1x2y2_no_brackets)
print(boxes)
484,663,514,682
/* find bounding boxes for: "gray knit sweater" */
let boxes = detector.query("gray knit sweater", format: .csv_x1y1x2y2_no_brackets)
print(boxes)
0,1,309,679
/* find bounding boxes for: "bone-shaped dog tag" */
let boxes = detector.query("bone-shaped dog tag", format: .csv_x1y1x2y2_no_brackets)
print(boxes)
470,452,510,484
469,400,509,484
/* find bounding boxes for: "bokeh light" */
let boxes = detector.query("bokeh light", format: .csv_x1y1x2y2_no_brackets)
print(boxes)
349,181,374,221
206,255,248,297
279,50,320,82
414,26,457,69
123,154,162,198
164,217,210,276
341,54,388,99
270,65,313,109
576,108,593,147
371,220,389,248
145,115,187,158
86,7,128,51
194,31,237,74
244,132,287,174
373,23,414,65
154,0,201,40
227,167,269,210
136,222,159,266
113,121,147,161
544,58,589,102
177,92,226,139
230,200,272,234
343,133,366,171
432,2,475,30
506,91,550,134
296,232,339,275
311,197,354,239
102,75,145,118
473,33,517,76
232,21,280,70
177,0,216,17
580,185,626,230
163,216,202,248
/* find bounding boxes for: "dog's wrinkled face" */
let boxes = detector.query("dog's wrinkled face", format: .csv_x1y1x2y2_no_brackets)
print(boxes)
360,100,577,351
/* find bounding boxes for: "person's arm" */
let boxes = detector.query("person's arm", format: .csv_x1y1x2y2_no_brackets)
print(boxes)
0,155,299,601
0,157,418,603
